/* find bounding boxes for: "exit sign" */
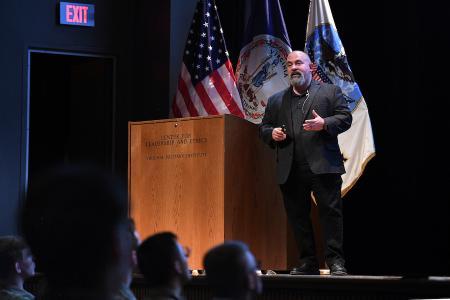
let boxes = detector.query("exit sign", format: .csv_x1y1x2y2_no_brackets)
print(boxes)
60,2,95,27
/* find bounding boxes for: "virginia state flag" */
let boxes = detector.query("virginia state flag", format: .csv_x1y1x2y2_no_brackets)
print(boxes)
236,0,291,124
305,0,375,195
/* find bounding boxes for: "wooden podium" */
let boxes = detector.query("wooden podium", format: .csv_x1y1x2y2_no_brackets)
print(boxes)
128,115,289,270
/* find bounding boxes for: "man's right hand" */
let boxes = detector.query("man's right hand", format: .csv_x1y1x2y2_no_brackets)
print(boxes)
272,127,287,142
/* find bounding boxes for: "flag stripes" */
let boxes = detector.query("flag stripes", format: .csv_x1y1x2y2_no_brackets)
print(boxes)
172,62,243,118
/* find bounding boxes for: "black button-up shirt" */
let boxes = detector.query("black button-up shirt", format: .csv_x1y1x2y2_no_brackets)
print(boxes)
289,87,310,166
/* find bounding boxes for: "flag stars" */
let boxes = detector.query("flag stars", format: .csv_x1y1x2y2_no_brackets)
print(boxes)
198,54,203,58
211,36,215,41
213,26,217,31
216,58,221,64
203,22,208,28
201,32,206,37
218,49,222,53
196,64,200,69
205,66,210,71
208,45,212,51
206,12,210,17
199,43,204,48
207,56,211,61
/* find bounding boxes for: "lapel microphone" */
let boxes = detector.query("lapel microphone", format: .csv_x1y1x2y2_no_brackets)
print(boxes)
299,90,310,114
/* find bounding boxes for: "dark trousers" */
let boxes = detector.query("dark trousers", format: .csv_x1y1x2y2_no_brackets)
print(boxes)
280,163,345,266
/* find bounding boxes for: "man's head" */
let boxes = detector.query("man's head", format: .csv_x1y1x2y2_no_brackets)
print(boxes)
20,164,130,290
0,236,35,282
203,241,262,299
287,50,313,92
137,232,190,288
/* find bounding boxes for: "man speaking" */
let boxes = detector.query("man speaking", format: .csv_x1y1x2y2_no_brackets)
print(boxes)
260,50,352,276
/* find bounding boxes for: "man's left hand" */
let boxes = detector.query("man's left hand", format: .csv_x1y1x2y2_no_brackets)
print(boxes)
303,110,325,131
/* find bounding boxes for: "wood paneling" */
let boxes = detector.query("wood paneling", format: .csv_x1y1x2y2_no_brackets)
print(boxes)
129,116,225,269
223,115,287,269
129,115,287,269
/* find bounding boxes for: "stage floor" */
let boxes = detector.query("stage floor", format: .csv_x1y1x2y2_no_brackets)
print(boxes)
163,274,450,300
183,273,450,300
26,273,450,300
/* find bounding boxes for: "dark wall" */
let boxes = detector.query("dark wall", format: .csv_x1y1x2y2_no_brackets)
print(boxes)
132,0,171,121
0,0,170,234
218,0,449,276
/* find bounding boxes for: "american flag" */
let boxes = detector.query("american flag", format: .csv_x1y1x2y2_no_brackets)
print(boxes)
171,0,244,118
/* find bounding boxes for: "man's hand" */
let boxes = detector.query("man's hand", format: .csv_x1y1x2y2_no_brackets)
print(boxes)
272,127,287,141
303,110,325,131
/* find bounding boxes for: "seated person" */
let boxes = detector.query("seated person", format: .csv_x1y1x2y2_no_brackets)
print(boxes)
203,241,262,300
137,232,191,300
20,164,131,300
0,236,35,300
113,218,141,300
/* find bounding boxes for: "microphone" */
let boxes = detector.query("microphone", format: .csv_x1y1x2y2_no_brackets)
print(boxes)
299,90,310,114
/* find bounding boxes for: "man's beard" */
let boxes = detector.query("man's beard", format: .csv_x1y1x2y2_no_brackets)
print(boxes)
289,72,306,88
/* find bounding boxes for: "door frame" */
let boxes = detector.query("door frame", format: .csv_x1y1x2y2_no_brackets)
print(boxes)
21,49,117,196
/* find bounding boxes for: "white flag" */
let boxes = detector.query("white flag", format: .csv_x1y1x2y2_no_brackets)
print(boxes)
305,0,376,196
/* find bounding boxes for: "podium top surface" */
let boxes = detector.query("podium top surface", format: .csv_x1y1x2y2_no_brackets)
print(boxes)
128,114,247,126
